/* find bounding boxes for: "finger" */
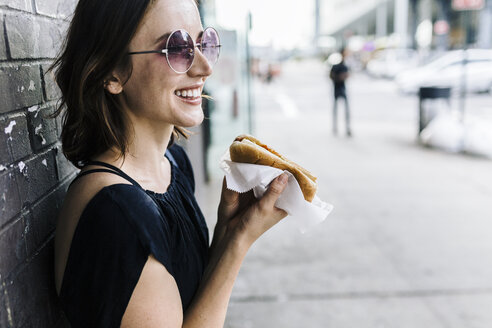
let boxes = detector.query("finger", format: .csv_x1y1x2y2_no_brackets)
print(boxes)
219,178,239,219
220,177,238,204
260,173,288,209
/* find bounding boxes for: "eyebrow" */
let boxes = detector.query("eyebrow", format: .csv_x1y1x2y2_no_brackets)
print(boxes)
153,30,205,46
154,32,172,46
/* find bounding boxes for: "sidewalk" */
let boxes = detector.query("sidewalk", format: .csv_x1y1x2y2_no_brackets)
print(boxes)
197,59,492,327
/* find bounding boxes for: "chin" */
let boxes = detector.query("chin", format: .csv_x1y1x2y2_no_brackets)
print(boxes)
180,111,205,128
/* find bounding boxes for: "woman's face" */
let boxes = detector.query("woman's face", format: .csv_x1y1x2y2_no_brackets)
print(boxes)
118,0,212,128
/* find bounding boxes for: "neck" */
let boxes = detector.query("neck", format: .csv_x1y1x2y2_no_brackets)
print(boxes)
96,116,175,185
126,119,174,170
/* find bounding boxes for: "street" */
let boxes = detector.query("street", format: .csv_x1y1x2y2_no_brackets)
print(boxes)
198,59,492,328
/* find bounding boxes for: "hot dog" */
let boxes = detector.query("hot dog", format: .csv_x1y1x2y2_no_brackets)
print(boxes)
229,134,318,202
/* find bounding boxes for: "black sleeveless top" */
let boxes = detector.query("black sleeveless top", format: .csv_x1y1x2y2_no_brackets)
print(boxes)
59,144,209,327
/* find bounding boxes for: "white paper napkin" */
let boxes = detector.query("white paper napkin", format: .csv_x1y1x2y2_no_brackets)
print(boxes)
220,151,333,233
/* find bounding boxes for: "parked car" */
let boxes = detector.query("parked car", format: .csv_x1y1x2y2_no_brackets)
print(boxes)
395,49,492,94
366,48,419,79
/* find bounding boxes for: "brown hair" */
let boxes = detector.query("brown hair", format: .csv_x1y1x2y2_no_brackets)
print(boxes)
50,0,187,168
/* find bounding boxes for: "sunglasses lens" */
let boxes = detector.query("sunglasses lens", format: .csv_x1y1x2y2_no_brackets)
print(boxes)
167,30,195,73
201,28,220,67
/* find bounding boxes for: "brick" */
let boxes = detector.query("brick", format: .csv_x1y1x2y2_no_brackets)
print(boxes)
6,115,31,163
0,65,43,113
0,119,12,165
58,177,71,198
6,242,59,328
25,184,65,256
41,64,60,101
35,0,76,19
55,108,64,138
0,288,11,327
0,114,31,165
27,105,58,151
0,217,26,279
55,146,76,181
16,150,57,206
0,293,4,327
0,170,21,226
55,113,62,138
0,0,32,12
0,285,15,328
0,17,7,60
5,14,65,59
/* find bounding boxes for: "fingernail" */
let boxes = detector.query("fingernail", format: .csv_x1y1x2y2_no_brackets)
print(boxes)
278,173,288,185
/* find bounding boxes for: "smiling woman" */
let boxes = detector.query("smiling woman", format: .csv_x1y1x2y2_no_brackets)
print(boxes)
50,0,289,327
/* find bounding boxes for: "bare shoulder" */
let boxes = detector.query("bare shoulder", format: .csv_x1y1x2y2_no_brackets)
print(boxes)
54,169,132,295
62,168,131,216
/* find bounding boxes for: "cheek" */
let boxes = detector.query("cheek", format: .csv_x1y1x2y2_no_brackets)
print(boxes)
141,58,180,90
125,59,177,99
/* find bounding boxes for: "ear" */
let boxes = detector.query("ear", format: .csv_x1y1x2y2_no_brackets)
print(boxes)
104,75,123,95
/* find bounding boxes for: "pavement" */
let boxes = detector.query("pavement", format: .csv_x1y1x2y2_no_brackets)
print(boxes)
196,59,492,328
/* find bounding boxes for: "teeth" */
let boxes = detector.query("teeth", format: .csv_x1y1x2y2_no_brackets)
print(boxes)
175,88,201,98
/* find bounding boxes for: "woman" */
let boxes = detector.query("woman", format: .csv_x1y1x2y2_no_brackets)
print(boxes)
52,0,288,326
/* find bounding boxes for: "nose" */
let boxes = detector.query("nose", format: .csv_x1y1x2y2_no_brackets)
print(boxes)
187,46,213,78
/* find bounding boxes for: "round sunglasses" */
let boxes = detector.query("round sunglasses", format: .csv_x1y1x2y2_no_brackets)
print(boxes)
128,27,221,74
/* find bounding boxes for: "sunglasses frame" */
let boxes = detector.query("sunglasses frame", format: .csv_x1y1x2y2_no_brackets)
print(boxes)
128,27,221,74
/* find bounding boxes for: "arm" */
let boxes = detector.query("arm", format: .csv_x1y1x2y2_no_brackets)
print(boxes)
185,174,288,326
121,174,288,327
329,69,335,81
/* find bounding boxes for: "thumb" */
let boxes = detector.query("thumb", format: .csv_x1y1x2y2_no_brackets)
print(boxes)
261,173,288,208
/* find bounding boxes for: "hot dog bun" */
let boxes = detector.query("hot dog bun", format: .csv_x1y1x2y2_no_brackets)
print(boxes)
229,134,317,202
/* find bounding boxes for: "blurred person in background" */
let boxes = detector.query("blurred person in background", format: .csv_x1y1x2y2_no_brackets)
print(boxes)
51,0,289,326
330,48,352,137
